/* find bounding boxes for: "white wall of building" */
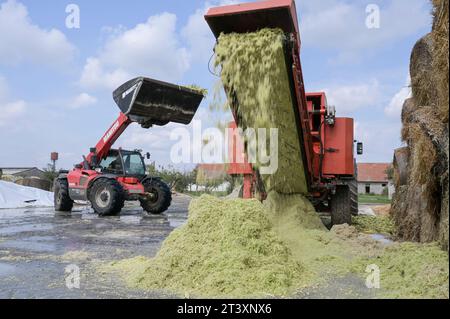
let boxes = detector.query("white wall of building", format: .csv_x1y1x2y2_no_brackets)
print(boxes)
190,182,230,192
357,182,388,195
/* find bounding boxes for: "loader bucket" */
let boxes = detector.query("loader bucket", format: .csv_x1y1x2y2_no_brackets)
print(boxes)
113,77,204,127
205,0,300,39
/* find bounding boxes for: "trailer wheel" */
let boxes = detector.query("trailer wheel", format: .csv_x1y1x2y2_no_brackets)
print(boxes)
54,179,73,212
331,185,352,225
140,179,172,215
349,179,359,216
89,179,124,216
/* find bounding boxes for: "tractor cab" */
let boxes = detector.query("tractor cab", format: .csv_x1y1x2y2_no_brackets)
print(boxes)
98,149,147,177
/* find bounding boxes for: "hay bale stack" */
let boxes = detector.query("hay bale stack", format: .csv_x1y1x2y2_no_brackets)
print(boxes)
432,0,449,122
15,177,52,192
410,34,437,107
393,147,410,188
391,0,449,250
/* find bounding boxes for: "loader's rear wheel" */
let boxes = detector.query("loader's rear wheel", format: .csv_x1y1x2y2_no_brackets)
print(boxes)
140,179,172,215
54,179,73,212
89,179,124,216
331,185,352,225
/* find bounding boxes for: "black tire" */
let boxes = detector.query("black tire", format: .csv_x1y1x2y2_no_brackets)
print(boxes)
331,185,352,225
140,179,172,215
54,179,73,212
349,179,359,216
89,179,124,216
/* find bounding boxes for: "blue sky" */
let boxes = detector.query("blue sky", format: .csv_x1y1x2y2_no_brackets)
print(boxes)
0,0,432,171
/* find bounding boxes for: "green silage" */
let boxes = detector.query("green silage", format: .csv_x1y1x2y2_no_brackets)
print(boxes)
102,195,448,299
103,195,310,298
352,215,396,235
215,28,308,194
353,242,449,298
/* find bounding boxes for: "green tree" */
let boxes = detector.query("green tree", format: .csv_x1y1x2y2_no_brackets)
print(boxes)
42,164,58,183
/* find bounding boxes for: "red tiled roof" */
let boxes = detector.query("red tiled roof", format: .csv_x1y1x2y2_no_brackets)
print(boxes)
357,163,390,182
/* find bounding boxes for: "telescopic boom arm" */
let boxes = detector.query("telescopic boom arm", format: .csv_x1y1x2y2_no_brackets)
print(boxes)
80,77,204,168
86,112,132,166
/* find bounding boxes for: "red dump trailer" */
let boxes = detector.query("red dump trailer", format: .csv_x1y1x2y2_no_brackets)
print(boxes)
205,0,362,225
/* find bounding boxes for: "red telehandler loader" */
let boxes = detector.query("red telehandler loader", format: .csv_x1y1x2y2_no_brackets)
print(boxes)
54,77,204,216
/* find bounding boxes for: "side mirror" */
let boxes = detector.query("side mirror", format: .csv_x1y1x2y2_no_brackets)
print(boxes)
357,142,363,155
74,164,82,169
91,155,98,166
146,152,151,160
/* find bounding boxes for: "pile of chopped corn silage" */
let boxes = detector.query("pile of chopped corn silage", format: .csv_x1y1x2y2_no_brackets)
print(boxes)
101,28,448,299
215,28,308,194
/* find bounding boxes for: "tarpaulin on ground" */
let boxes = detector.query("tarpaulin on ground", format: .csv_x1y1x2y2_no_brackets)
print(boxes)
0,181,53,209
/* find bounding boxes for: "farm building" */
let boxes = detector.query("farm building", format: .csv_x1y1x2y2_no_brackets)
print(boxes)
0,167,46,179
357,163,391,195
193,164,230,192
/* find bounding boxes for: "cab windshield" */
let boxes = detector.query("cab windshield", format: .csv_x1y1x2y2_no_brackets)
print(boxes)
122,151,146,176
99,150,145,176
99,150,122,174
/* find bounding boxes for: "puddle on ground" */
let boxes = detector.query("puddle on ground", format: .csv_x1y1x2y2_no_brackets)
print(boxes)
0,239,56,252
0,223,53,236
168,217,187,229
120,215,142,225
0,262,16,276
0,208,55,223
370,234,394,245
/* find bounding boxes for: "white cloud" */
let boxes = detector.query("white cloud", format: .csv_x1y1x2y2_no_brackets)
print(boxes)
80,13,190,90
69,93,98,109
0,0,75,67
0,100,26,127
384,77,412,118
181,6,214,64
115,106,211,168
324,80,381,115
299,0,431,62
120,124,173,151
181,0,240,64
0,76,8,101
354,119,402,162
0,75,26,126
79,58,130,91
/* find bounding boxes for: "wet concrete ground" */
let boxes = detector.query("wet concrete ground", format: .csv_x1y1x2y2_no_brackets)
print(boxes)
0,194,191,299
0,194,386,299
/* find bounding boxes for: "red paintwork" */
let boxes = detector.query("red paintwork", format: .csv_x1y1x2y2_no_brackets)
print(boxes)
51,152,59,161
205,0,301,43
227,121,253,175
86,112,131,165
227,122,254,199
207,0,357,202
67,112,144,200
117,177,145,194
322,118,355,176
243,175,253,199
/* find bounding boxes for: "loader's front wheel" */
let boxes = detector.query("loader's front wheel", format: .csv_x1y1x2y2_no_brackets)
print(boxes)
54,179,73,212
330,185,352,225
89,179,124,216
140,179,172,215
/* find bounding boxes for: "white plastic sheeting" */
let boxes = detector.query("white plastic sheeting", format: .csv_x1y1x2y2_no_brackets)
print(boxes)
0,181,54,209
